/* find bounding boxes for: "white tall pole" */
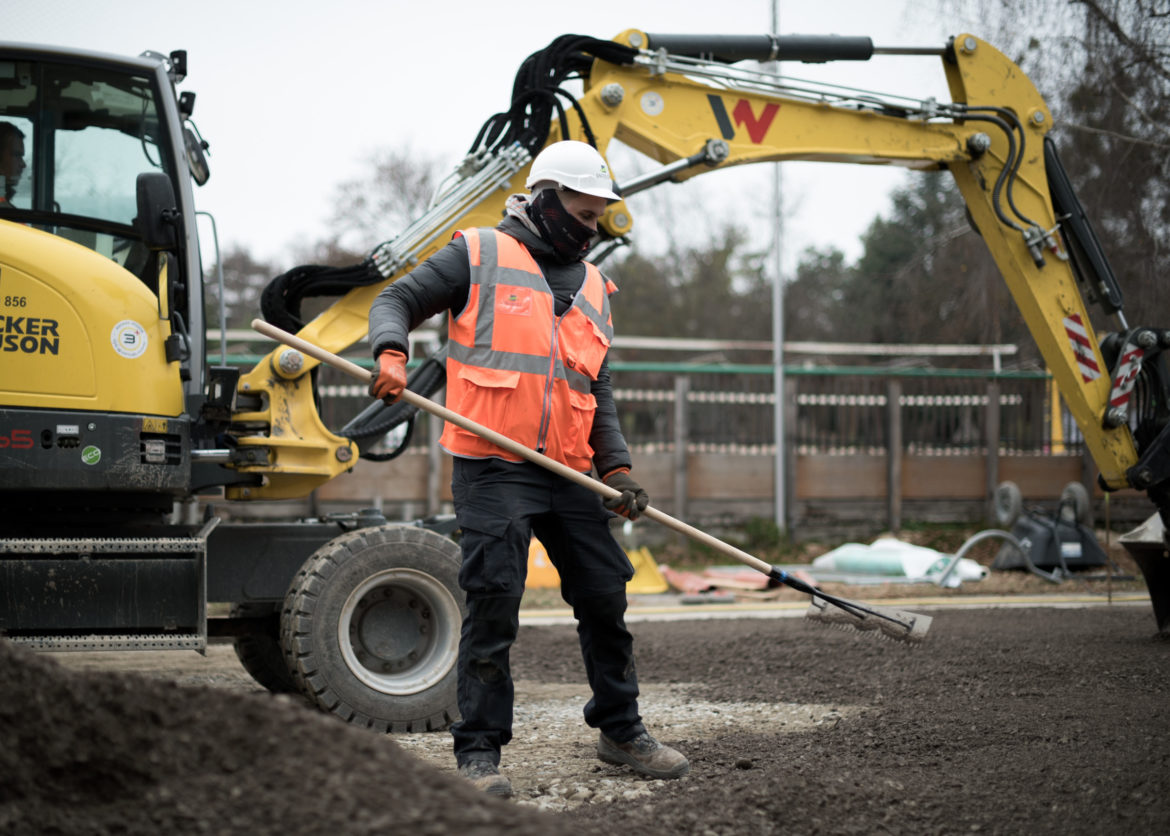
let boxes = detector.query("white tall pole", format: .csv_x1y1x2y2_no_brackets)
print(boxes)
770,0,787,535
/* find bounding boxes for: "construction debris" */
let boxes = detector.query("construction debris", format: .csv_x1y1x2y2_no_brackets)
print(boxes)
811,536,988,587
526,539,669,594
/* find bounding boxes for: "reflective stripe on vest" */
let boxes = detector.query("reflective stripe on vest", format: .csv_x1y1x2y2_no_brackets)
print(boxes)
441,227,615,471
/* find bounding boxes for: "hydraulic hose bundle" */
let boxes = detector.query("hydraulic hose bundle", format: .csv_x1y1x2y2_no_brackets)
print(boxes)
259,260,384,335
469,36,637,162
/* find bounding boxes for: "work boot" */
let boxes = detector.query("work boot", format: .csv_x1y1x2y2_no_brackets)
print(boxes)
457,760,513,798
598,731,690,779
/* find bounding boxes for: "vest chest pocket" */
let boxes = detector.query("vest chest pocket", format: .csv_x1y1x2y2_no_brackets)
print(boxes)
453,365,524,439
564,386,598,457
560,313,610,380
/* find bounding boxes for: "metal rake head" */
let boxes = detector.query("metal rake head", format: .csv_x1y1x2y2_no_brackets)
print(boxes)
805,594,933,644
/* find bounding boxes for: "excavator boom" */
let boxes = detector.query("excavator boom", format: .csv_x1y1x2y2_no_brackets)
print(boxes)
249,30,1142,493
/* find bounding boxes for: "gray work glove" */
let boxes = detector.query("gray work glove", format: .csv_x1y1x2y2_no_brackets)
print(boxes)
602,468,650,521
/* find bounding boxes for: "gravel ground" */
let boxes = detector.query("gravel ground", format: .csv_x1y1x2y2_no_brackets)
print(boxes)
3,593,1166,835
394,679,849,813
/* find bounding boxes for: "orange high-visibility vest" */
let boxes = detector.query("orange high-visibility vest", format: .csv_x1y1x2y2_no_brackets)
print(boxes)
441,227,616,472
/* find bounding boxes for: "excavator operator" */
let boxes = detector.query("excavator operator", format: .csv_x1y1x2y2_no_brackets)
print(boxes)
368,140,688,798
0,121,26,206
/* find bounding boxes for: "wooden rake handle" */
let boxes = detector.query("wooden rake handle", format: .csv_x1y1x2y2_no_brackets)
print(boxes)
250,319,774,576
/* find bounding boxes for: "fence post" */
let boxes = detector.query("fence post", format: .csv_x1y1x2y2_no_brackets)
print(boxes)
985,379,1001,524
784,376,798,537
673,375,689,551
886,379,902,532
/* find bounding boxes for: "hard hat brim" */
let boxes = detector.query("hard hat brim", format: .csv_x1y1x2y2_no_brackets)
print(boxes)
524,177,621,202
575,183,622,201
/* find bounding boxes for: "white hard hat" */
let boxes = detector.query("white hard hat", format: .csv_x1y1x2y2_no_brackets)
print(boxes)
525,140,620,201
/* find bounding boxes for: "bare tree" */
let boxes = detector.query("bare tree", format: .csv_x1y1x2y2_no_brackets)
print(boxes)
203,245,279,330
327,146,446,254
939,0,1170,323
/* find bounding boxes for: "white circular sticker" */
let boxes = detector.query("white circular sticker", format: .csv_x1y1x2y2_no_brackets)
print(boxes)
111,320,148,358
641,91,664,117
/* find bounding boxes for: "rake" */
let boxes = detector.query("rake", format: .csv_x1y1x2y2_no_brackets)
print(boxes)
251,319,932,643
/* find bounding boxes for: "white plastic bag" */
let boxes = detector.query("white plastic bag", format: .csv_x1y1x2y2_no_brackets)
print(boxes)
812,537,987,587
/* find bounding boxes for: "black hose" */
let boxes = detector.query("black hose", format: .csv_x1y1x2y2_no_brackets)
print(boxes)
469,35,637,159
358,416,416,462
260,259,384,334
955,109,1025,233
340,352,449,461
963,106,1041,231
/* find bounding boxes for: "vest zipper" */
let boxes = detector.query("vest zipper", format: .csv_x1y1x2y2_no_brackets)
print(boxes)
534,262,587,455
535,313,563,453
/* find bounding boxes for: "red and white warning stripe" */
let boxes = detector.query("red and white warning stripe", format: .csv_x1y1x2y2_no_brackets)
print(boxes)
1109,344,1144,408
1064,313,1101,382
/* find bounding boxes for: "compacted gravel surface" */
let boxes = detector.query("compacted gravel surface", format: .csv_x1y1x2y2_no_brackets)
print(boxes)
2,600,1167,835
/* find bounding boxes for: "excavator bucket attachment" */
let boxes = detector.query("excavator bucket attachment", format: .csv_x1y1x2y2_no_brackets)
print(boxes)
1119,513,1170,636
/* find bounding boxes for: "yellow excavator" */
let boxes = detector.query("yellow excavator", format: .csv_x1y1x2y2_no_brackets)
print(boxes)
1,30,1166,731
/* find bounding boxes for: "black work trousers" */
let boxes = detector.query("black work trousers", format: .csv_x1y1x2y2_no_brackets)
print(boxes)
448,457,645,766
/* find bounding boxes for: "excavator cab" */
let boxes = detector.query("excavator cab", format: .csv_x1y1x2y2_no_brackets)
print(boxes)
1,56,172,277
0,44,208,525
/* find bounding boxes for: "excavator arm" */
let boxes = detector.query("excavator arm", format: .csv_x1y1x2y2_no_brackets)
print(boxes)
233,29,1152,510
583,31,1139,491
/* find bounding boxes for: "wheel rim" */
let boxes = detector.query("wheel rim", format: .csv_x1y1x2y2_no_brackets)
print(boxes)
337,567,462,696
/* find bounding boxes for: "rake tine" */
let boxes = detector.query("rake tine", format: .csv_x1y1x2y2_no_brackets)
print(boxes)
769,568,933,643
805,594,933,642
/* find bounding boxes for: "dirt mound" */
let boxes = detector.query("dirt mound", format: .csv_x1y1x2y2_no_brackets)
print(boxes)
0,640,581,836
3,603,1168,835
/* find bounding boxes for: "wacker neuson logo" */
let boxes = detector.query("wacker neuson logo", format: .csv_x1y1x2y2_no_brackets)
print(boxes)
0,315,61,355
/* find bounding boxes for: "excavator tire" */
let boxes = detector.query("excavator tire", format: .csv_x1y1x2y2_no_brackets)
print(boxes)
231,602,299,694
280,524,466,733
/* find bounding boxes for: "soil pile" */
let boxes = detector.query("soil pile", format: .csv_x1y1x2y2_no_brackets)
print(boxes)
2,603,1167,835
0,640,581,836
558,606,1170,835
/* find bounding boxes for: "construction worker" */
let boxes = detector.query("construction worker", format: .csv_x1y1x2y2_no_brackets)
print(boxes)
368,140,688,798
0,122,26,206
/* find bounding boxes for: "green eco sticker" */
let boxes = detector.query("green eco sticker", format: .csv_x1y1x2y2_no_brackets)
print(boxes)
81,445,101,465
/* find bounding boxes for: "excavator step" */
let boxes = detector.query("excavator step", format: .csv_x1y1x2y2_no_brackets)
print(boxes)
7,632,206,652
0,520,217,651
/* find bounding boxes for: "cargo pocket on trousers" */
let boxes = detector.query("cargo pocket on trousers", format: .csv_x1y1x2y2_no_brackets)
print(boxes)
454,500,523,595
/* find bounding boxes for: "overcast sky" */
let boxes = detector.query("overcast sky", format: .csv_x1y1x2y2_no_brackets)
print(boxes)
7,0,998,272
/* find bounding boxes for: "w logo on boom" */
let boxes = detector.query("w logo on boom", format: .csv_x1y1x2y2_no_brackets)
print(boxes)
707,95,780,143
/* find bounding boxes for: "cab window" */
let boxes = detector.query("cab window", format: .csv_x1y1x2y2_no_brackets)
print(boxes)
0,57,176,270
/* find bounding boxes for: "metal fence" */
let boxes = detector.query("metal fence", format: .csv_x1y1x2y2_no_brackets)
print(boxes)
311,361,1069,459
223,330,1060,458
220,334,1112,534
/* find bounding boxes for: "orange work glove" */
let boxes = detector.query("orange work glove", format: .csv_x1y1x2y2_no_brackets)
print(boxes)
602,468,650,521
369,350,408,402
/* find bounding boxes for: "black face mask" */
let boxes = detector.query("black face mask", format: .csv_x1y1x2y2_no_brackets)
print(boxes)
528,189,596,264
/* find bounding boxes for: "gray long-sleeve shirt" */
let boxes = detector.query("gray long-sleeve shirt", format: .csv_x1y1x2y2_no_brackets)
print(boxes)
368,213,632,477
